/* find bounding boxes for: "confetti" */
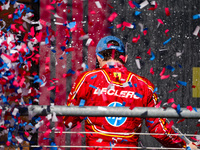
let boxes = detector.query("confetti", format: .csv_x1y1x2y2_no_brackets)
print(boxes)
79,99,85,107
150,51,155,61
193,14,200,20
148,1,158,10
157,19,164,25
150,67,154,75
165,29,169,36
165,7,170,16
186,106,193,111
139,0,149,9
132,34,140,43
167,98,174,104
163,38,171,45
160,75,170,80
132,1,140,8
135,59,141,69
128,1,135,8
166,65,175,72
95,1,102,8
108,12,118,22
155,100,162,108
193,26,200,36
135,92,143,98
178,80,187,86
135,11,141,16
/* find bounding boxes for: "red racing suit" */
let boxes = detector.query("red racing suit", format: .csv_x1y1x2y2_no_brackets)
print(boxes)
63,63,186,149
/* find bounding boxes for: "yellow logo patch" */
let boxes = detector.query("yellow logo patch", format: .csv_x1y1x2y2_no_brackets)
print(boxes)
113,72,121,79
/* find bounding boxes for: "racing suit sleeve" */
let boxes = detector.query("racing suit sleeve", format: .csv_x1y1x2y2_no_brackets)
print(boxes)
145,87,186,148
63,72,89,129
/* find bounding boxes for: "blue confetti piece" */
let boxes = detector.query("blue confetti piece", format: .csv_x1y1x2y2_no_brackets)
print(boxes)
46,27,50,36
79,99,85,107
163,38,171,45
135,11,141,16
178,64,182,68
143,28,148,31
132,1,140,8
193,107,197,112
108,26,114,29
150,52,155,61
89,84,97,89
122,101,126,106
1,95,7,103
178,80,187,86
121,139,128,143
45,37,49,44
132,22,136,29
153,87,158,93
147,120,154,124
177,104,181,114
109,65,115,69
91,75,97,79
128,81,133,87
135,92,143,98
187,146,191,150
59,56,63,60
34,0,38,2
61,46,66,51
110,142,112,150
68,22,76,29
50,142,58,150
193,14,200,20
58,3,62,6
67,69,75,74
166,65,175,72
134,83,137,87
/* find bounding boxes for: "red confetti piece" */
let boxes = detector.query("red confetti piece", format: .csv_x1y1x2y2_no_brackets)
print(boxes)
169,88,178,93
165,7,171,16
147,48,151,55
46,5,55,10
160,75,170,79
116,23,122,28
190,136,199,141
186,106,193,111
143,30,148,35
65,47,74,52
155,100,162,108
108,4,114,8
122,21,132,28
24,131,29,137
128,1,135,8
108,12,118,22
78,133,84,137
157,19,164,25
177,119,185,124
192,85,196,88
132,34,140,43
165,29,169,36
159,67,166,76
171,103,177,109
150,67,154,75
6,141,11,146
47,86,55,91
44,129,51,137
148,2,158,10
90,10,96,14
167,98,174,104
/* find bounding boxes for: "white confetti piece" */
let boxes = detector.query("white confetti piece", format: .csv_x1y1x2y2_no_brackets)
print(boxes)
86,38,92,46
52,112,58,122
140,0,149,9
95,1,102,8
193,26,200,36
176,52,182,57
96,138,103,143
135,59,141,69
15,136,23,143
79,34,89,40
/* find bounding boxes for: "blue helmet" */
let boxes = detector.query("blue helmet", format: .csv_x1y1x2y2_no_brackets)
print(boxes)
96,36,125,54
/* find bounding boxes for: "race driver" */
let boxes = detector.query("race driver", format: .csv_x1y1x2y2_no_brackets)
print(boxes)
63,36,197,149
